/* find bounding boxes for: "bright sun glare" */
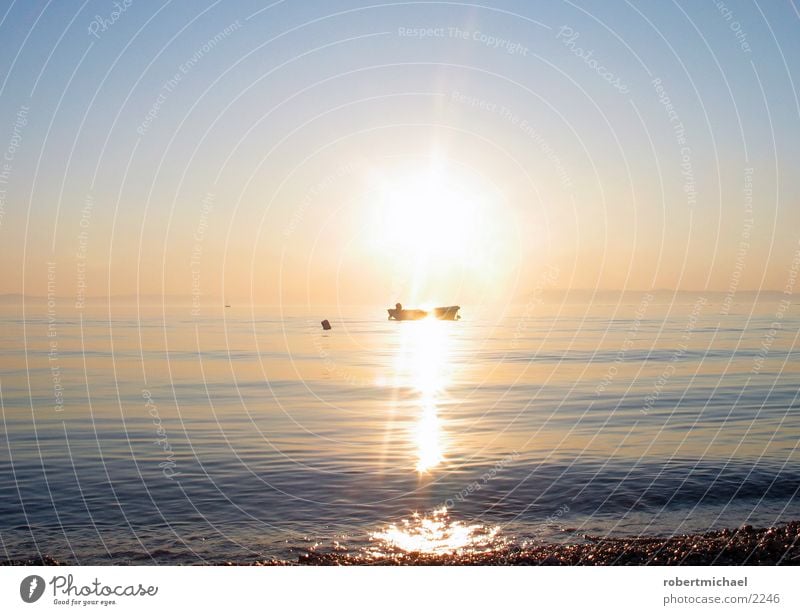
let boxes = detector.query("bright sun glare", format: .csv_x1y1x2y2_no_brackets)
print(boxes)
368,160,496,272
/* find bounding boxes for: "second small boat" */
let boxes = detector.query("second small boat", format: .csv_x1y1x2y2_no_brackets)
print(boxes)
387,303,461,321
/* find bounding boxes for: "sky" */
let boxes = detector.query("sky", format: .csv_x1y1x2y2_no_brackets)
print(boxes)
1,0,799,306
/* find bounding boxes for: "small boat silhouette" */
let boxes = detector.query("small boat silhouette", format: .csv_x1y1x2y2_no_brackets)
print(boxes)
387,303,460,321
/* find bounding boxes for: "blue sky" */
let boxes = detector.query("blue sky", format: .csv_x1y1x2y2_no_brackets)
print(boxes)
1,0,799,302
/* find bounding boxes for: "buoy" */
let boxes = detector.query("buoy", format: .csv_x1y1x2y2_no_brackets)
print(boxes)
321,319,331,330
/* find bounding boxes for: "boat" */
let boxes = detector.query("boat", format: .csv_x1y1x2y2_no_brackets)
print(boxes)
387,307,429,320
387,303,460,321
433,305,461,320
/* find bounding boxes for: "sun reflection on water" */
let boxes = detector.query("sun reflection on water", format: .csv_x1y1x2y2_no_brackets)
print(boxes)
414,404,443,472
393,317,452,472
370,507,500,556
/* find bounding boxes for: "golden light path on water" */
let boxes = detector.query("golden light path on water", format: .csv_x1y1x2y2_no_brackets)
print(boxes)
370,316,502,556
393,316,449,473
364,157,514,555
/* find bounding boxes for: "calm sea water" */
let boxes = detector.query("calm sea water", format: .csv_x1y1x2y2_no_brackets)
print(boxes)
1,296,799,563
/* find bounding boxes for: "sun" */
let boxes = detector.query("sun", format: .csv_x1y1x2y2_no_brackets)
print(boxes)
358,156,515,305
369,162,484,262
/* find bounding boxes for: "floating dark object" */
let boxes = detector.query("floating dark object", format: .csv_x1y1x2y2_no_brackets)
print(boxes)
387,303,460,321
321,319,331,330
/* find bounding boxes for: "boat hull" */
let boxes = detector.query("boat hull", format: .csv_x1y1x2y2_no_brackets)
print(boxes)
387,308,428,320
387,306,460,321
433,306,460,320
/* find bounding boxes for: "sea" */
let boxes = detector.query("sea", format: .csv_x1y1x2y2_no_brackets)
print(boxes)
1,295,798,564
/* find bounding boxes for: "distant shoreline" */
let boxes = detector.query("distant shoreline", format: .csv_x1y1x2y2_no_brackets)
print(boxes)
0,289,794,308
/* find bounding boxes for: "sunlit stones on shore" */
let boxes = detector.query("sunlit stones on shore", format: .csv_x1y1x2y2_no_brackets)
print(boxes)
370,507,501,557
